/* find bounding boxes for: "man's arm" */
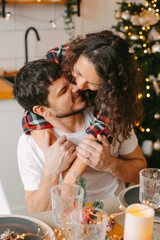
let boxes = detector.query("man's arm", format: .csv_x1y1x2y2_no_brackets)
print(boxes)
76,134,147,184
25,133,77,213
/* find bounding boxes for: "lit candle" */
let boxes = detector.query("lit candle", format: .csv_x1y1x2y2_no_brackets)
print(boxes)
123,203,155,240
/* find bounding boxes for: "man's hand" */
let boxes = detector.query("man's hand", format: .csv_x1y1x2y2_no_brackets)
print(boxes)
43,132,77,176
76,134,113,172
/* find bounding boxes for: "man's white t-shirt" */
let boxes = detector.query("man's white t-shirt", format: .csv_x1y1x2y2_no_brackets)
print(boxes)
18,107,138,202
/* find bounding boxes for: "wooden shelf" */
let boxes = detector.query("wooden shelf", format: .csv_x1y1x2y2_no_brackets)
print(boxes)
0,0,70,4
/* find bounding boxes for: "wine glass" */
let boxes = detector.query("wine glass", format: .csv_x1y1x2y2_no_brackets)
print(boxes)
51,184,84,230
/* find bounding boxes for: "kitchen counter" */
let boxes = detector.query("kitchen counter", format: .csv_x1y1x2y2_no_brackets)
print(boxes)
0,78,14,100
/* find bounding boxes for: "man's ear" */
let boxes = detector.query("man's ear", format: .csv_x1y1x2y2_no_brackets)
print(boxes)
33,105,50,118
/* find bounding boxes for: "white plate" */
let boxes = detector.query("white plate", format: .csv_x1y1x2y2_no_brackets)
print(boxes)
0,214,54,239
118,185,160,223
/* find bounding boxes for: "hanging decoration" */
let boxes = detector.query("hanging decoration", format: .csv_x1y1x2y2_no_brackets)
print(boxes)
130,9,160,26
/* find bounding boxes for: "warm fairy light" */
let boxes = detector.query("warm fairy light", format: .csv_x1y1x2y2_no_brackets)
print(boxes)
135,122,140,126
144,49,148,53
147,26,150,30
128,32,132,36
156,9,159,12
138,93,143,99
143,43,147,47
145,77,149,82
37,0,41,2
129,26,132,29
141,7,144,10
137,68,141,71
134,56,138,60
148,7,152,11
142,26,146,30
134,12,137,14
125,26,129,30
146,85,150,89
151,0,155,3
155,12,159,16
139,35,143,39
50,21,56,28
139,31,143,35
140,127,145,132
145,1,149,6
146,93,150,98
5,12,11,21
153,4,156,7
128,3,131,7
146,128,150,132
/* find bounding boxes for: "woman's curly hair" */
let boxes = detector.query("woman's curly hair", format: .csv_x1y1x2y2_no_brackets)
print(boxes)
63,30,144,143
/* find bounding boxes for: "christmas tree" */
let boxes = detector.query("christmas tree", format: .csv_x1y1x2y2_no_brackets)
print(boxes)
112,0,160,167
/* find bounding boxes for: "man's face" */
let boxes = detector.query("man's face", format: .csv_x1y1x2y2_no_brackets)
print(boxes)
46,76,86,118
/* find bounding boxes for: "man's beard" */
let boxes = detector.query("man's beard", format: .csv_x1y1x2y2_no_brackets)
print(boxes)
55,107,86,118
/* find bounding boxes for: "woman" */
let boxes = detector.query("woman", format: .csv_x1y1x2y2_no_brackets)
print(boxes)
23,30,146,185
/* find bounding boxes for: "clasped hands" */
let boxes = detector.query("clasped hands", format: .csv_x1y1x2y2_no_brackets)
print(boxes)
43,132,113,177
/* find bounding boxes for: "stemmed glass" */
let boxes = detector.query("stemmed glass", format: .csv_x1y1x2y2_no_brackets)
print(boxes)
51,184,84,231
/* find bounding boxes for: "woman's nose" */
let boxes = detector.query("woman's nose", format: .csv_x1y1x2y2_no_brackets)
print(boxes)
75,76,88,90
71,82,79,93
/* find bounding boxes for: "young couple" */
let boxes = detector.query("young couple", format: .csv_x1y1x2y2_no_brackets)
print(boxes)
13,30,146,213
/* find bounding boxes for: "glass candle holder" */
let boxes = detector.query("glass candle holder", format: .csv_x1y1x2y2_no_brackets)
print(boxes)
123,203,155,240
139,168,160,208
70,207,108,240
51,184,84,229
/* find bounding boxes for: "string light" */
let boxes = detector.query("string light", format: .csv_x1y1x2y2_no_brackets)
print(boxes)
146,93,150,98
145,1,149,7
145,78,149,82
128,32,132,36
146,128,151,132
146,85,150,89
128,3,131,7
142,27,145,30
143,43,147,47
125,26,129,30
138,93,143,99
148,7,152,11
134,56,138,60
144,49,148,53
5,12,11,20
50,20,56,28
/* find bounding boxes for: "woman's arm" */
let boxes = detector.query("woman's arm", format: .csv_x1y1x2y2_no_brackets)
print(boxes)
63,135,96,184
31,128,57,150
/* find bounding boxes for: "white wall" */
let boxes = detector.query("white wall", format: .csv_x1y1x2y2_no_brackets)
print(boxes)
0,0,119,214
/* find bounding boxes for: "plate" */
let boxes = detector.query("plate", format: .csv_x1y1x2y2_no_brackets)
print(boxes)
0,215,54,239
118,185,160,223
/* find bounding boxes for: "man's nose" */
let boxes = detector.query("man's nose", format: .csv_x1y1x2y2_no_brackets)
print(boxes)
75,76,88,90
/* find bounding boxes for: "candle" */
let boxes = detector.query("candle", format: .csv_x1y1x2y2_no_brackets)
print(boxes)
123,203,155,240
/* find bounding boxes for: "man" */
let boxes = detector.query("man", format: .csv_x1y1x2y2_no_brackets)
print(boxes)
13,59,146,214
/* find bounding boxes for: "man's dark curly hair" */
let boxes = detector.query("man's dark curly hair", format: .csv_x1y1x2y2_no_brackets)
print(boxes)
63,30,143,142
13,59,61,112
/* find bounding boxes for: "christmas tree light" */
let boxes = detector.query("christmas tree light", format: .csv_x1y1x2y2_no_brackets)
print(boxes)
113,0,160,167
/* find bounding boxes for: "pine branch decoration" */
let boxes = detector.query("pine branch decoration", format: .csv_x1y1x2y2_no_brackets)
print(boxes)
77,176,87,205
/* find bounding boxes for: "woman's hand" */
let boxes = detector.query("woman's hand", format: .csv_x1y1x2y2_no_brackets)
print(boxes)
76,134,113,172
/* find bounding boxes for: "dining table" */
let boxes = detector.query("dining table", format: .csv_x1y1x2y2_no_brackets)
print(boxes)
31,197,160,239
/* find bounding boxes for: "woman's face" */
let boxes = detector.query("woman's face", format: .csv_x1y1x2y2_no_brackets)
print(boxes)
72,55,100,91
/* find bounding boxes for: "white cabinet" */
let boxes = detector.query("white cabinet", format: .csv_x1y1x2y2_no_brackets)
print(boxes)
0,99,28,214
